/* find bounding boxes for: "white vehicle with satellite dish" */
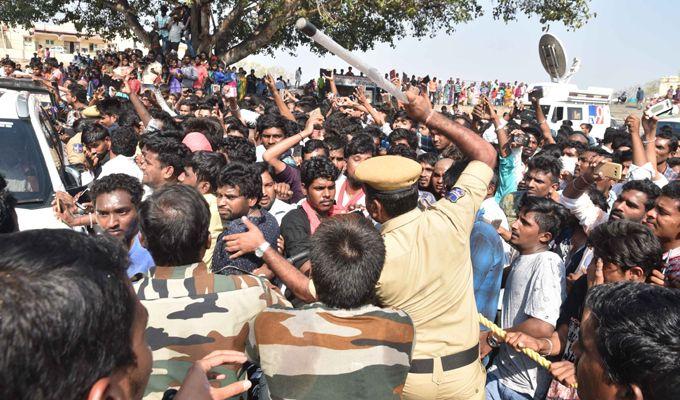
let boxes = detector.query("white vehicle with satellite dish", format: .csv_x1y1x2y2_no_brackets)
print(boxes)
526,34,613,140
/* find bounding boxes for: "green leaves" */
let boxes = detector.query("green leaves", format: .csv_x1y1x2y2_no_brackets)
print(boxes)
0,0,594,63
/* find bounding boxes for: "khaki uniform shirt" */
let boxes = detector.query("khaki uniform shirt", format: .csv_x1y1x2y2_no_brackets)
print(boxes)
65,132,85,165
377,161,493,359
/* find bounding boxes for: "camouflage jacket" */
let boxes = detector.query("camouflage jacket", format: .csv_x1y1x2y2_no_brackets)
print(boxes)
133,262,290,400
245,303,414,399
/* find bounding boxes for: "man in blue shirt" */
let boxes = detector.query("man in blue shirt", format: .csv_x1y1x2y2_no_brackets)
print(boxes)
91,173,154,277
212,163,279,276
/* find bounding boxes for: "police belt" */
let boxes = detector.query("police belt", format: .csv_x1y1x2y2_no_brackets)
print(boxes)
409,343,479,374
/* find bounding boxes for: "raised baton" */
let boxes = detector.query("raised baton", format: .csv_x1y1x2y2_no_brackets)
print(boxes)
295,18,409,104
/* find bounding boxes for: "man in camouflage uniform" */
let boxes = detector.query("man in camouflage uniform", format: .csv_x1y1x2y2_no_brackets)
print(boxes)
134,184,288,399
244,215,415,399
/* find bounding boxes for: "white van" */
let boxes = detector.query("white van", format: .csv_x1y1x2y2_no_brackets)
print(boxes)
0,82,81,230
525,82,613,140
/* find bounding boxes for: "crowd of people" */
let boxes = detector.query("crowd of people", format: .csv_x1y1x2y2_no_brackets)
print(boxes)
0,43,679,400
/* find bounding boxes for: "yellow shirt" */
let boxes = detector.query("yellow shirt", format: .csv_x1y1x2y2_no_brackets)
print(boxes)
202,193,224,268
376,161,493,359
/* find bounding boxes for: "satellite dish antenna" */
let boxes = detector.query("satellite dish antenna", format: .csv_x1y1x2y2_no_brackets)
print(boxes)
539,34,568,82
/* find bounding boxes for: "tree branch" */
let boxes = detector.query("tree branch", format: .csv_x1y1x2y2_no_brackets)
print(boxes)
216,0,300,64
104,0,152,47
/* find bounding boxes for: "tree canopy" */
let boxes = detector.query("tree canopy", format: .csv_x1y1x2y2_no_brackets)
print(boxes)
0,0,594,65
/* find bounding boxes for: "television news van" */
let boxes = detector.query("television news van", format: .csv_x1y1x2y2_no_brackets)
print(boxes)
524,82,613,140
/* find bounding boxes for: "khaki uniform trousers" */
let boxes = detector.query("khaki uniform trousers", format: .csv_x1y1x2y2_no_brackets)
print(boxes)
402,358,486,400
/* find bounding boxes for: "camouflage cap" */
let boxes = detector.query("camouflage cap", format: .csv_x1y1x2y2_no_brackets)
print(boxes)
355,155,422,192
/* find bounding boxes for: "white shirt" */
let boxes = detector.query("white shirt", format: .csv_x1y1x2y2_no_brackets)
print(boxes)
490,251,566,398
98,155,143,182
268,198,295,226
255,144,266,162
142,62,161,85
168,21,184,42
334,174,366,209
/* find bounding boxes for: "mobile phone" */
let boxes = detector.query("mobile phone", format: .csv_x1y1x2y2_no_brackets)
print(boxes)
389,69,397,80
529,87,543,102
240,360,262,400
210,84,220,94
645,99,674,118
595,162,623,181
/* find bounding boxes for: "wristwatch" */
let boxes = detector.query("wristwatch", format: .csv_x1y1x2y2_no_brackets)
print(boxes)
255,241,271,258
486,332,501,349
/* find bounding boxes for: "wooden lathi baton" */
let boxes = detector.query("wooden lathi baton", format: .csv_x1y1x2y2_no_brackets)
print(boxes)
479,313,578,389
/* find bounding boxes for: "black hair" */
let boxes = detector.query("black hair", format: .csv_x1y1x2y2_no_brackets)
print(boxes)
91,173,144,208
324,134,347,152
442,160,469,192
81,123,110,145
0,174,17,233
581,123,593,132
139,184,210,265
0,229,136,400
224,117,249,137
300,157,339,187
256,113,286,135
588,186,609,213
519,195,569,238
391,110,414,127
186,151,226,191
254,161,277,179
657,130,679,153
220,136,256,164
562,140,587,156
621,179,661,211
97,96,123,117
303,139,329,157
588,220,663,276
68,84,88,104
526,155,561,184
535,144,563,160
117,110,141,130
612,135,632,151
340,117,365,139
362,125,384,141
365,184,418,219
602,127,621,145
387,144,417,161
109,126,138,157
585,282,680,400
389,128,418,151
217,163,262,202
148,109,181,131
345,134,376,158
310,214,386,309
660,180,680,206
612,149,633,164
667,157,680,168
140,132,190,178
323,112,349,137
522,124,543,144
417,151,438,167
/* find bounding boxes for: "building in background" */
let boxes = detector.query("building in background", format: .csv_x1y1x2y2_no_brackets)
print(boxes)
0,23,139,64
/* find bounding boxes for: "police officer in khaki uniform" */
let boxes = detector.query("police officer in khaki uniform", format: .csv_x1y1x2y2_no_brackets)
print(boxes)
355,88,497,399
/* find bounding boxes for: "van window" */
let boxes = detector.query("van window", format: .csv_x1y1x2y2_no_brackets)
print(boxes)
0,119,53,206
552,107,564,122
568,107,583,121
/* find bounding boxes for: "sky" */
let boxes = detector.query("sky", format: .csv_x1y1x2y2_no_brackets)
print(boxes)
243,0,680,90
